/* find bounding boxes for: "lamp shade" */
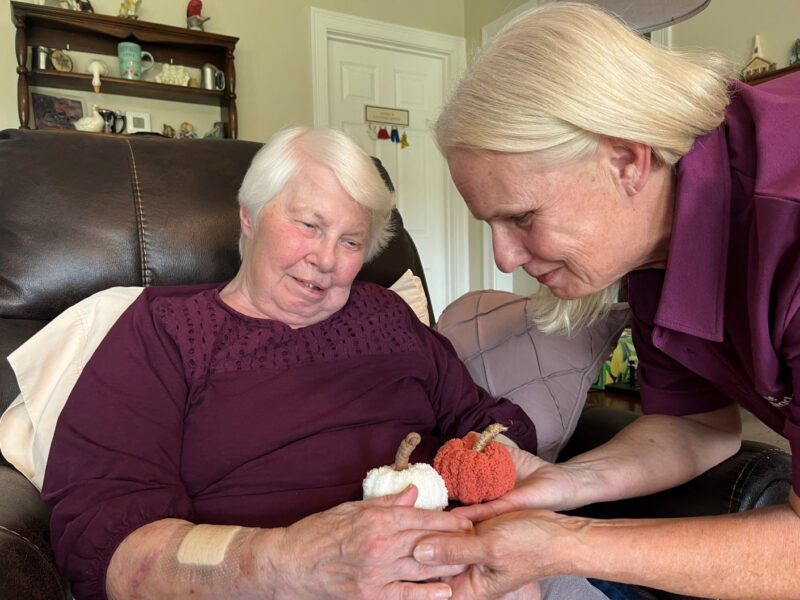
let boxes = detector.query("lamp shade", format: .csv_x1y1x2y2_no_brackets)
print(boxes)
562,0,711,33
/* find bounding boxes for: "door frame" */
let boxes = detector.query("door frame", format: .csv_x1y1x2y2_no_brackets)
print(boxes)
310,8,470,311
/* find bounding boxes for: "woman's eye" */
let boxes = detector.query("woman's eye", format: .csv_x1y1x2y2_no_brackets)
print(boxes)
299,221,315,230
511,212,534,226
343,239,362,250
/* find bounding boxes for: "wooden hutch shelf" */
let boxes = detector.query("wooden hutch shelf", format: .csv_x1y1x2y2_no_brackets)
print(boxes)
11,1,239,137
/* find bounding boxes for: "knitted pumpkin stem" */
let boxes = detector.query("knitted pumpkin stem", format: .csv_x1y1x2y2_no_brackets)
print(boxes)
474,423,509,452
395,432,421,471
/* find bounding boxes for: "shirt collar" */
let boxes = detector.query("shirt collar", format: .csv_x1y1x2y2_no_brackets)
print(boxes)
654,125,731,342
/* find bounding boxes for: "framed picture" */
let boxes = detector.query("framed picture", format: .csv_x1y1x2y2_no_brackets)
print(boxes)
125,111,151,134
31,92,85,130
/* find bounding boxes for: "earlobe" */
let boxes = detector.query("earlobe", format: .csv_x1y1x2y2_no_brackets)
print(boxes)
240,206,254,238
603,137,651,196
622,164,640,195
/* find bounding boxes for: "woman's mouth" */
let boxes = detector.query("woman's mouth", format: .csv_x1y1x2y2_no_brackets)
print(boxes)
534,268,560,285
294,276,324,293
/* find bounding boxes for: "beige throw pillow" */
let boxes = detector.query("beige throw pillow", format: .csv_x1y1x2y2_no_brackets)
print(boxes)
389,269,430,326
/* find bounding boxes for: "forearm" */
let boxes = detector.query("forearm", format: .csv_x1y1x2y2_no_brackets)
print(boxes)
565,493,800,599
562,408,741,507
106,518,285,599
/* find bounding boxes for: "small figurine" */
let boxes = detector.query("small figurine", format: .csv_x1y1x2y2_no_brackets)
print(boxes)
186,0,210,31
178,121,198,139
203,121,225,139
86,59,108,93
118,0,141,19
162,123,176,138
791,38,800,66
73,104,105,133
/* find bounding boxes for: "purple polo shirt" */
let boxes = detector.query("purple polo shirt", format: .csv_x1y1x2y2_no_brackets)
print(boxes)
628,72,800,494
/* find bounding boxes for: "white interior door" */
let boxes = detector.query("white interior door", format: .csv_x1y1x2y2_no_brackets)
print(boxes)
311,10,468,320
327,42,450,316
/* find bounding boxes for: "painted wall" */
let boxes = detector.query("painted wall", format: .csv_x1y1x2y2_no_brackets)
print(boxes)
669,0,800,71
0,0,465,141
463,0,531,59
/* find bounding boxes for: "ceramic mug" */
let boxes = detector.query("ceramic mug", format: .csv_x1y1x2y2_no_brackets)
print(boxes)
118,41,154,80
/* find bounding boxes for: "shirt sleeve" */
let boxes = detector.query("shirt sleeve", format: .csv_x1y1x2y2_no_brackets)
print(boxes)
630,310,734,417
41,291,193,600
408,311,538,453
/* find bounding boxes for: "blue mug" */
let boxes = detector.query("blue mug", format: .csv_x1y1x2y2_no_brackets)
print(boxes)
118,41,154,80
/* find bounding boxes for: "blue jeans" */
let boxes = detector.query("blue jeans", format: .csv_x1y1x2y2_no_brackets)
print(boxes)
588,579,659,600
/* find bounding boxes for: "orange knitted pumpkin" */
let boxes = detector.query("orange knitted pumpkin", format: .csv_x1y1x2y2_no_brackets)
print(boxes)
433,423,516,504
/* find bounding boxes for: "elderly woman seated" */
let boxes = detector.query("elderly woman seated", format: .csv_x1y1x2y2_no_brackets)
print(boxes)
30,126,547,599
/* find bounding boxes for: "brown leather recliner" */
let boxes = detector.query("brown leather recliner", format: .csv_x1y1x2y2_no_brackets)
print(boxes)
0,128,435,598
0,129,791,600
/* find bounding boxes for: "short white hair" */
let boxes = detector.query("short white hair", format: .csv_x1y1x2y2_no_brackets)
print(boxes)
238,126,395,261
436,2,733,333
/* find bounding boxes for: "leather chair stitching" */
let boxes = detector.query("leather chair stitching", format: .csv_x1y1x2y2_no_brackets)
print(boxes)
726,448,780,513
124,139,150,286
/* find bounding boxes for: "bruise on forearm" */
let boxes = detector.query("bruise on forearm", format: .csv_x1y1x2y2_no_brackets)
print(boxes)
107,518,273,599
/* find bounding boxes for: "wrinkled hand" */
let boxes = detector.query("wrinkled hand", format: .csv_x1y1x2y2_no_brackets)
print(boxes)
414,510,579,599
269,485,472,599
451,447,587,522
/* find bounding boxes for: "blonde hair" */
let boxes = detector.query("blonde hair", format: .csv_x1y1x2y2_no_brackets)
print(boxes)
238,126,395,261
435,2,733,333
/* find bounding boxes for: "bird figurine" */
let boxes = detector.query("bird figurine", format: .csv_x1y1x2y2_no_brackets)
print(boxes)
186,0,210,30
73,104,105,133
86,59,108,93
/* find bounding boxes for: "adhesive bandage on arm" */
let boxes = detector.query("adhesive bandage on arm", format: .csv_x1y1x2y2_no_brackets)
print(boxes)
108,520,279,599
176,524,243,566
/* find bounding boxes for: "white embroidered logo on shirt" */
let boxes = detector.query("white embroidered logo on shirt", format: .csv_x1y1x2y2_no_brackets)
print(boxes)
763,395,792,408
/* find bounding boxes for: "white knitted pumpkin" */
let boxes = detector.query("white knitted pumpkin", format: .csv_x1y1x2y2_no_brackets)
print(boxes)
362,433,448,510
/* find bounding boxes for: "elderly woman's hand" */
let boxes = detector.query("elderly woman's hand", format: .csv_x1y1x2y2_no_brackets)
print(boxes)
448,447,587,523
266,485,472,599
413,510,579,600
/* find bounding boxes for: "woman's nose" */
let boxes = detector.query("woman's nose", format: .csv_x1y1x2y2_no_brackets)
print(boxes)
311,239,337,272
492,228,530,273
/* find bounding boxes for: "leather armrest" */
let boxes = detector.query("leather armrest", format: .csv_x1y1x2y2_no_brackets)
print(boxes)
560,406,792,519
0,465,68,600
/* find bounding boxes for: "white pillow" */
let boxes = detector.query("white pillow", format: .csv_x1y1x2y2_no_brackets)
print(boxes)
389,269,430,326
0,287,143,490
436,290,629,462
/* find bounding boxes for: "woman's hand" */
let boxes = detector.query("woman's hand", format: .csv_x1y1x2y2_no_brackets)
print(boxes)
264,485,473,599
413,510,582,599
450,447,588,523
